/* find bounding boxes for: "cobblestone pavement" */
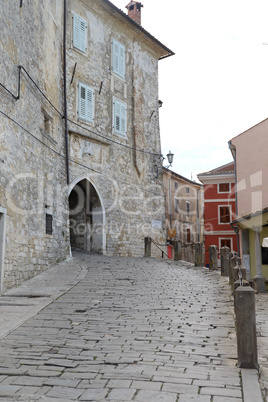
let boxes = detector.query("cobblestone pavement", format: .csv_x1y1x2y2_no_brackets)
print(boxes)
256,294,268,401
0,252,248,401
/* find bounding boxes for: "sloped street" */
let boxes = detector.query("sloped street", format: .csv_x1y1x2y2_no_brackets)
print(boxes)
0,252,250,401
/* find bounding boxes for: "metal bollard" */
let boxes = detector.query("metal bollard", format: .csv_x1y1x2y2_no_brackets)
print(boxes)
234,286,258,369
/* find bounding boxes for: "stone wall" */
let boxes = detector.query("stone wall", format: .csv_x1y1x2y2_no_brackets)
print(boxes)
0,0,169,290
0,1,70,290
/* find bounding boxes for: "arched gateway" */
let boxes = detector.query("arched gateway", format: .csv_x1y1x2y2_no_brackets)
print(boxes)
68,177,105,253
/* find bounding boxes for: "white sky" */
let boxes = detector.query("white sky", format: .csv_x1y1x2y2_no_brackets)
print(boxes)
111,0,268,180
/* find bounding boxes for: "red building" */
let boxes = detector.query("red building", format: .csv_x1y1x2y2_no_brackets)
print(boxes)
197,162,238,267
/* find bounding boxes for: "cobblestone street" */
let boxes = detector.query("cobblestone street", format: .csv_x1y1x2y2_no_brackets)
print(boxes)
0,252,248,401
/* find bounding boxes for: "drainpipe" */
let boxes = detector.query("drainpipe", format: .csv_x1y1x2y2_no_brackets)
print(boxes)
169,174,173,228
63,0,70,185
197,187,200,242
228,141,240,256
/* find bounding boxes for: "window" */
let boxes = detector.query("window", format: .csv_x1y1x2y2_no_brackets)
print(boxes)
112,39,125,79
113,98,127,136
262,247,268,264
73,13,87,53
186,186,190,194
175,198,179,213
220,238,231,249
219,206,231,224
174,182,178,190
218,183,230,193
187,228,191,243
186,201,190,215
78,83,94,123
41,109,53,136
45,213,53,235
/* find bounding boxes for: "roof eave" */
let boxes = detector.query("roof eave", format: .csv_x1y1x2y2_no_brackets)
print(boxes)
102,0,175,60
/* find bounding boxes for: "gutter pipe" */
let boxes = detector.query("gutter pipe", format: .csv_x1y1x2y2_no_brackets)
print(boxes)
228,140,240,256
63,0,70,185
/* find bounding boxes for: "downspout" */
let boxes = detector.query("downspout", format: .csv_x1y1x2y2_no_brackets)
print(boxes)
169,174,172,228
229,141,240,256
63,0,70,185
197,187,200,242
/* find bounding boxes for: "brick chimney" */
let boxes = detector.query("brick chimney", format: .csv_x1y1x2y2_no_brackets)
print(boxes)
126,2,143,25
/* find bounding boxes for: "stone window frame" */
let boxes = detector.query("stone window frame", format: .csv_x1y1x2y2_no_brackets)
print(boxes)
41,108,57,144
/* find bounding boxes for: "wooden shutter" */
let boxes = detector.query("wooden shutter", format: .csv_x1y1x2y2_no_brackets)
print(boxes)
220,206,230,223
79,83,94,123
73,14,86,52
219,183,230,192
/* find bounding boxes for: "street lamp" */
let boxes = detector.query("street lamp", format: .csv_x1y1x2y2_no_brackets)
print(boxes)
155,151,174,178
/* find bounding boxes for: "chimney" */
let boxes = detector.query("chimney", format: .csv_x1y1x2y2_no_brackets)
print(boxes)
126,2,143,25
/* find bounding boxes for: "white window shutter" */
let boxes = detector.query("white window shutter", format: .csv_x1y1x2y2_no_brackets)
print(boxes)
79,83,94,123
79,19,86,52
114,99,127,135
113,39,125,78
113,40,119,73
79,84,86,120
120,103,126,134
73,14,87,52
119,44,125,78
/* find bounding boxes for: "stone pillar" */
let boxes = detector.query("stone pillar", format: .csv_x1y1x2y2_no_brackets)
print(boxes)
173,240,182,261
229,253,238,288
253,228,266,293
144,237,151,258
195,242,203,267
220,246,230,277
209,245,218,270
234,286,258,369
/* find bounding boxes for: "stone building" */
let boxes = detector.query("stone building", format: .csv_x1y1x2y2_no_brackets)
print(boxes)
0,0,174,291
162,168,204,262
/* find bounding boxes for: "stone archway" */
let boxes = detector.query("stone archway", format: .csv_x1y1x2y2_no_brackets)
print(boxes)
68,178,105,253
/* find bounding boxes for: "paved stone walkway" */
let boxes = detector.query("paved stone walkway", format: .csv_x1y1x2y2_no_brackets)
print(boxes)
0,252,246,401
256,294,268,401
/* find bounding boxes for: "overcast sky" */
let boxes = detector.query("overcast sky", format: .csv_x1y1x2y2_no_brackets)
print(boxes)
112,0,268,180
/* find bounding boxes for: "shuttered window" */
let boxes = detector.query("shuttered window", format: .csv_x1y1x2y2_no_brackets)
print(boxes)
112,39,125,79
73,13,87,53
218,183,230,193
219,206,231,223
78,83,94,123
113,99,127,136
186,201,190,215
45,213,53,235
